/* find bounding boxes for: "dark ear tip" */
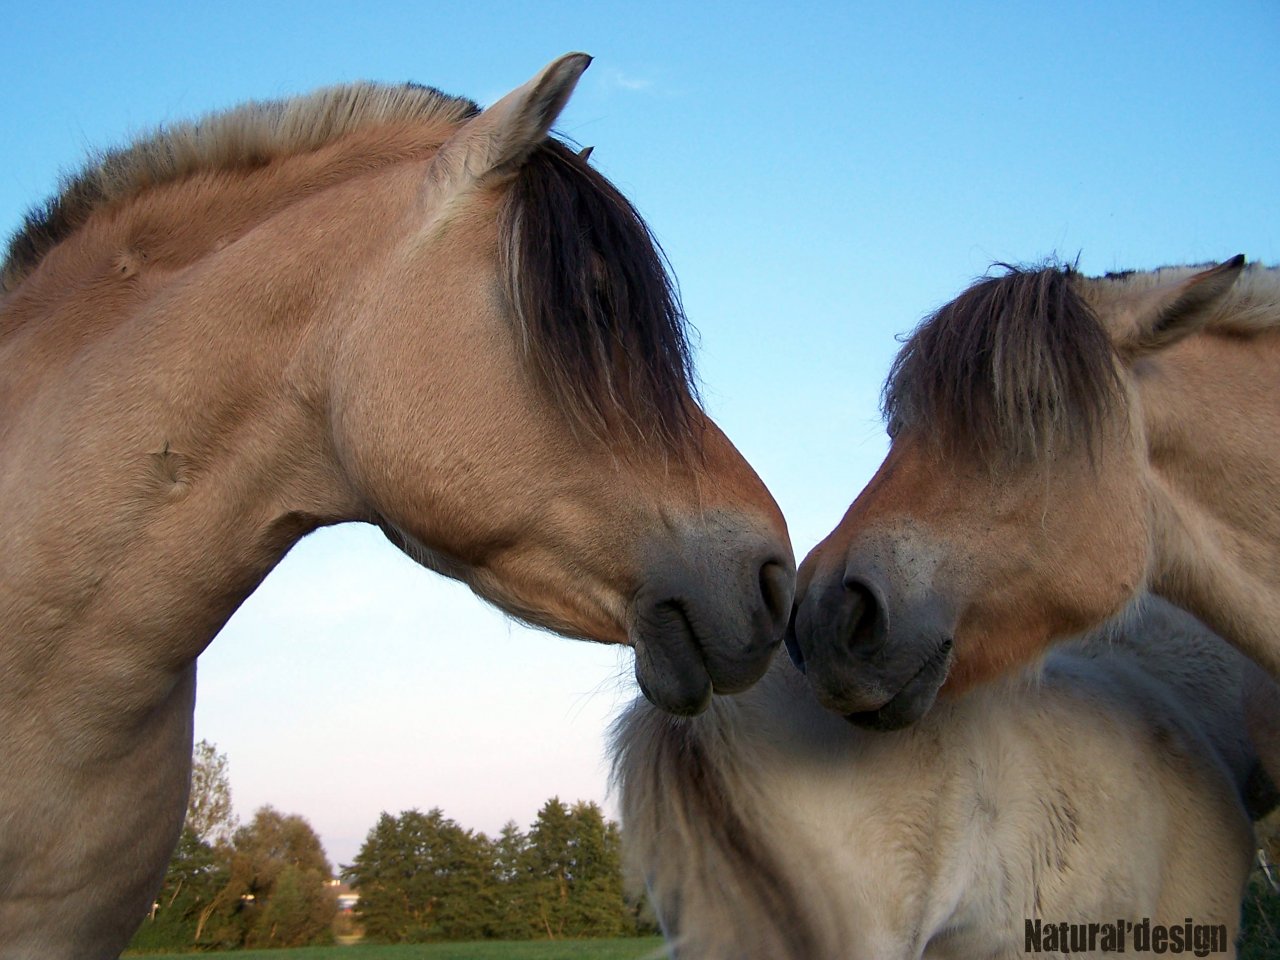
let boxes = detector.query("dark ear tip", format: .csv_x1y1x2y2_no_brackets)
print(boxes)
558,53,594,77
1228,253,1247,269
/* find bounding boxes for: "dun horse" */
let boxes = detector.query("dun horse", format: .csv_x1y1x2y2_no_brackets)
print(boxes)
0,56,794,956
788,257,1280,729
616,598,1270,959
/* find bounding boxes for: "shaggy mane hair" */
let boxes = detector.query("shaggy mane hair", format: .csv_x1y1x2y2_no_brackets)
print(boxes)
501,139,698,454
2,82,479,292
882,263,1124,467
610,702,826,959
3,82,700,455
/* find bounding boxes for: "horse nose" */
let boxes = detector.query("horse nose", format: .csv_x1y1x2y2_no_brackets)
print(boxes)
759,556,794,639
840,576,889,654
788,562,897,709
790,550,953,725
631,528,795,715
706,545,794,691
793,570,889,662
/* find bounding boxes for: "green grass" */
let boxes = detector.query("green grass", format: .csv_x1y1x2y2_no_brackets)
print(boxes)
1240,872,1280,960
124,938,668,960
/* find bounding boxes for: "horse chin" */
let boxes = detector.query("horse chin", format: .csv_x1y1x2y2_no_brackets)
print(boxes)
632,635,713,716
841,640,952,731
843,696,929,731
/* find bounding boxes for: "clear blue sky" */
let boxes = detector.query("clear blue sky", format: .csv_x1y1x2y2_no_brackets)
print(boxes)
4,1,1277,867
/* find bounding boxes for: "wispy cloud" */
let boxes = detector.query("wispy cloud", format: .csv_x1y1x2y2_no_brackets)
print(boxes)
606,68,654,93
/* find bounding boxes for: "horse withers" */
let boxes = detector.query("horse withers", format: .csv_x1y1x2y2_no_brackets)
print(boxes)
0,56,792,957
616,598,1270,959
787,257,1280,729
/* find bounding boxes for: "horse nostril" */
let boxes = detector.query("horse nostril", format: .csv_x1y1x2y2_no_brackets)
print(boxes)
758,559,792,631
843,578,885,652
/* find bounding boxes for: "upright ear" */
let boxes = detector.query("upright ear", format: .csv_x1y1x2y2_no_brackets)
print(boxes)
426,52,591,197
1113,255,1246,358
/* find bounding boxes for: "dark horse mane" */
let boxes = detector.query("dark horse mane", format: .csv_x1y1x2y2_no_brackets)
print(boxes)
2,84,698,457
501,140,699,456
882,263,1123,467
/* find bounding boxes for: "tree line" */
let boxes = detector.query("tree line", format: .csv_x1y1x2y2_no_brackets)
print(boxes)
128,740,337,951
129,741,648,951
346,798,637,942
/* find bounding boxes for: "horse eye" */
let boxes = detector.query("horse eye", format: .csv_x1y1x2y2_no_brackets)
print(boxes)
886,417,902,439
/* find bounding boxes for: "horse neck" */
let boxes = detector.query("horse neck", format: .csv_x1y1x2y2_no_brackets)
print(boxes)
0,159,426,717
1141,328,1280,676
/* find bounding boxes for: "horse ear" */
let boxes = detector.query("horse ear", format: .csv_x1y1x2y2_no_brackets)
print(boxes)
426,53,591,194
1115,255,1246,357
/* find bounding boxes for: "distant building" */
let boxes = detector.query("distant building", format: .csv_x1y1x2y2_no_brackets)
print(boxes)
326,879,359,912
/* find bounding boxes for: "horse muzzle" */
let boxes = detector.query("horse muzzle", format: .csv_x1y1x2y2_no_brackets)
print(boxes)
787,553,954,730
630,526,794,716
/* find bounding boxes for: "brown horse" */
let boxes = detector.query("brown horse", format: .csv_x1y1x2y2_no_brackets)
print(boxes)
0,55,792,956
787,256,1280,728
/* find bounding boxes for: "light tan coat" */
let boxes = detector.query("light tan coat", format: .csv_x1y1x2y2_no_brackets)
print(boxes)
0,56,792,957
616,599,1265,959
